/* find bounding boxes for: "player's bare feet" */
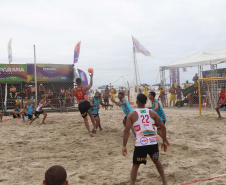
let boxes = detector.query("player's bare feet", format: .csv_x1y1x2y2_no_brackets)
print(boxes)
89,132,94,137
42,122,46,124
92,128,97,134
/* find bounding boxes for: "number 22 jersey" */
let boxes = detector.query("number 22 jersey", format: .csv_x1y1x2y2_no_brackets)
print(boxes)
133,108,158,147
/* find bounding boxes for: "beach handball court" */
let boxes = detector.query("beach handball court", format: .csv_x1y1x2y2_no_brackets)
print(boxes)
0,108,225,185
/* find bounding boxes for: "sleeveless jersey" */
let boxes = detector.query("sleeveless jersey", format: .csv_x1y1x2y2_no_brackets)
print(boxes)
27,104,33,115
111,88,116,94
220,92,226,105
92,97,100,115
75,86,88,104
152,99,167,122
133,108,157,146
15,108,20,113
36,101,45,111
121,98,133,117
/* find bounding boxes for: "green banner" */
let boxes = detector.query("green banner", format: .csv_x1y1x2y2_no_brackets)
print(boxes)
0,64,27,82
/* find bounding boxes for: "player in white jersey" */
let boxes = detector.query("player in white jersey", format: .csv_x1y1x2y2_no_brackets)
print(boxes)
122,94,168,185
30,95,51,125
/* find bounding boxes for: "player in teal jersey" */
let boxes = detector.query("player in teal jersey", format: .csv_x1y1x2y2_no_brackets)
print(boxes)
111,92,133,126
90,92,105,130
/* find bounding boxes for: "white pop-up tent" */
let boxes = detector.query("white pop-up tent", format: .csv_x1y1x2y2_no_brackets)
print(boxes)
160,48,226,87
162,48,226,69
159,48,226,108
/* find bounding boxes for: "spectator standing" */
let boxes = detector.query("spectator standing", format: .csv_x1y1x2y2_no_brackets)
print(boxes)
193,73,199,88
59,88,65,108
30,84,36,97
185,80,190,89
169,84,176,107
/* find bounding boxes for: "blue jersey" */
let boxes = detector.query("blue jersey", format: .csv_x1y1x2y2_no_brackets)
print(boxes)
152,99,167,122
92,97,100,115
121,98,133,117
27,104,33,115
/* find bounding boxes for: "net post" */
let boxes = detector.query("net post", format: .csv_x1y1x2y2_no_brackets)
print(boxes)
198,79,201,115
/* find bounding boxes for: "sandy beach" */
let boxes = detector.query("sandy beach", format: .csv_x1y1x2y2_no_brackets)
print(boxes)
0,107,225,185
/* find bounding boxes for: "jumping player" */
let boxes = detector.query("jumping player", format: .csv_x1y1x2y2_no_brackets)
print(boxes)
215,86,226,118
29,95,51,124
122,93,168,185
73,73,96,137
148,91,170,146
90,92,105,130
111,92,133,126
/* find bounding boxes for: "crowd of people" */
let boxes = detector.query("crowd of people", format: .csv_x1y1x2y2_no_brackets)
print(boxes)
158,74,199,108
5,84,76,121
0,71,225,185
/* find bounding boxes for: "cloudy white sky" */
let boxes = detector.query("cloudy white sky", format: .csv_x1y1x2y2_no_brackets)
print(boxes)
0,0,226,86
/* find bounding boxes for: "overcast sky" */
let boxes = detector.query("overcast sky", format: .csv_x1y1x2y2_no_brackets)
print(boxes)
0,0,226,86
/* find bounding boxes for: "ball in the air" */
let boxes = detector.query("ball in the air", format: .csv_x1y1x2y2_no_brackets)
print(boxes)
88,68,93,73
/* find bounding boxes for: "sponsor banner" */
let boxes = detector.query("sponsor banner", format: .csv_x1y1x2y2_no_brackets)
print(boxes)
27,64,74,82
0,64,27,82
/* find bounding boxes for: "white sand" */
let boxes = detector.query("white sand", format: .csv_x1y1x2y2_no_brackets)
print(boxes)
0,107,225,185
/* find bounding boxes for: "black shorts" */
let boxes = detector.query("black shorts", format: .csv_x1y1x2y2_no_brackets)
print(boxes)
35,110,44,117
93,113,99,118
133,144,159,165
104,99,109,103
79,101,91,118
24,113,33,120
11,92,16,97
13,114,21,119
40,91,45,96
220,104,226,108
156,120,166,129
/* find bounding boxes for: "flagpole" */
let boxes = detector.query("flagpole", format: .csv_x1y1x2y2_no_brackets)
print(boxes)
133,46,138,89
136,57,141,86
4,84,7,112
34,45,38,107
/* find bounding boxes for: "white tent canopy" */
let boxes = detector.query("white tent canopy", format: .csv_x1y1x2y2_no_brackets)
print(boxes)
162,48,226,69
